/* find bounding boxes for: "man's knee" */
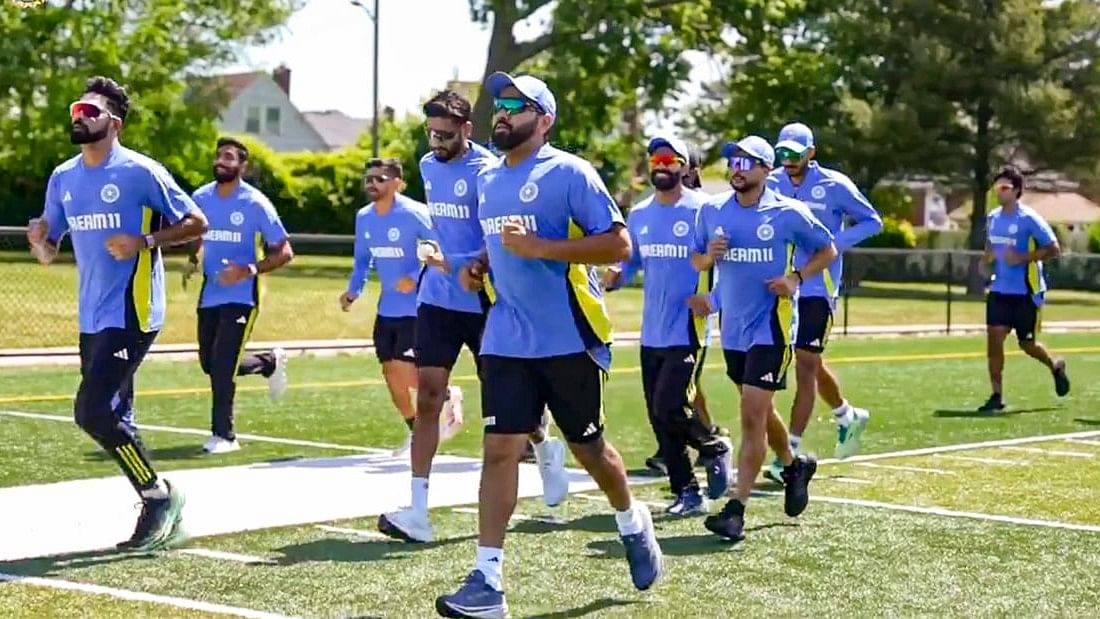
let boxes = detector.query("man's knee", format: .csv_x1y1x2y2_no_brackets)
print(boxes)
415,369,449,417
483,433,527,467
795,350,820,378
73,394,114,440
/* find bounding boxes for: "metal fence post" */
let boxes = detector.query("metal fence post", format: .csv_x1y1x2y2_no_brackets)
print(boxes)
946,251,953,334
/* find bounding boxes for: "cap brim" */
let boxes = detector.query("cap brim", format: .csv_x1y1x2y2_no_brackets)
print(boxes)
720,141,741,159
647,138,687,159
486,72,517,99
775,140,810,154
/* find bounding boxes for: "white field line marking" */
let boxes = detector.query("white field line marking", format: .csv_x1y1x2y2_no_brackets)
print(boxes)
855,462,954,475
451,507,564,525
752,490,1100,534
176,548,273,564
0,410,387,454
818,429,1100,465
314,524,388,540
0,572,297,619
1065,438,1100,447
934,454,1030,466
826,476,874,485
1000,446,1094,459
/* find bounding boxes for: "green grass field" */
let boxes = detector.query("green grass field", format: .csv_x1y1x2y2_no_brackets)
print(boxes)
3,251,1100,348
1,333,1099,617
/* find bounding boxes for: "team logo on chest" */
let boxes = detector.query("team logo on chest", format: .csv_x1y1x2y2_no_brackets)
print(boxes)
100,183,120,204
230,211,244,226
757,222,775,241
811,185,826,200
388,227,400,242
1008,224,1018,234
672,221,690,237
519,182,539,203
454,179,468,197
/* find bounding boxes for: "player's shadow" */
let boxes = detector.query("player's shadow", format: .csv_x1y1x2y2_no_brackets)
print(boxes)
583,521,799,559
526,598,645,618
509,513,616,536
82,445,213,462
933,406,1060,418
1074,418,1100,426
272,533,475,566
0,547,161,578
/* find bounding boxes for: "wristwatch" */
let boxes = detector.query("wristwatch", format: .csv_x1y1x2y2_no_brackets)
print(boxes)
247,264,258,276
792,269,803,284
143,234,156,249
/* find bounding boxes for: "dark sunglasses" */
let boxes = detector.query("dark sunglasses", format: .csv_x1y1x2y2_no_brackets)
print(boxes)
69,100,119,122
775,147,806,162
493,97,540,116
728,155,763,171
364,174,391,184
426,128,458,141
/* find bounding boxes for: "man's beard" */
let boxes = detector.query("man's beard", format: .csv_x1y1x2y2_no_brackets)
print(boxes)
731,175,760,192
70,122,108,145
491,118,537,151
650,170,681,191
213,166,238,183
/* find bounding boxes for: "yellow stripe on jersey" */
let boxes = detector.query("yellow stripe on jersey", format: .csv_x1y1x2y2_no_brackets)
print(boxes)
254,231,266,308
131,207,154,331
1026,237,1040,296
823,268,836,298
234,307,259,385
775,242,795,346
483,276,497,304
692,267,714,347
566,220,613,344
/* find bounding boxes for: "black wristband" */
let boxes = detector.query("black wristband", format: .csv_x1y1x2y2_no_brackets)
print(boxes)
792,270,803,284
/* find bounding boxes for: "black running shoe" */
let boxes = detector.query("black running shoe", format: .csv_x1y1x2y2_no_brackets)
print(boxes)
977,393,1005,413
1053,360,1070,397
781,454,817,517
644,453,667,476
704,498,745,542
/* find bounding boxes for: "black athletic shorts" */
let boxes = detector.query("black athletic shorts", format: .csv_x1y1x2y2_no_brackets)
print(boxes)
373,315,417,363
723,345,792,392
986,292,1040,343
414,303,485,370
795,297,833,353
481,352,605,444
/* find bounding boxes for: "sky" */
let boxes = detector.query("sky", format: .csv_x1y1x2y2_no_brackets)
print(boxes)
221,0,723,130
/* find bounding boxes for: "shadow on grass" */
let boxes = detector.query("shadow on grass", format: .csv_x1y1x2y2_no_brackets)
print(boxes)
273,533,476,566
0,547,161,578
933,406,1061,418
1074,418,1100,426
527,597,646,618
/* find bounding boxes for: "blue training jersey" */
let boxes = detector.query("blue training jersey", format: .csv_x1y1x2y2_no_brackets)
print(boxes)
347,194,436,318
986,203,1056,305
41,144,197,334
768,162,881,303
694,187,834,351
192,181,288,309
418,141,498,313
477,144,623,367
614,188,712,349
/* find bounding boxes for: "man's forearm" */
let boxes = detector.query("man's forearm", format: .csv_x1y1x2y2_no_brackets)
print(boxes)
1028,244,1059,262
537,229,630,264
151,212,207,247
798,243,838,280
691,253,715,272
257,241,293,274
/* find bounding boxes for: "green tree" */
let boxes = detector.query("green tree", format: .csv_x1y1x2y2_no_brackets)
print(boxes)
0,0,299,222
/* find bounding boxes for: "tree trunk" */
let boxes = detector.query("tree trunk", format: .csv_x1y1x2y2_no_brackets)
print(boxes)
965,94,994,295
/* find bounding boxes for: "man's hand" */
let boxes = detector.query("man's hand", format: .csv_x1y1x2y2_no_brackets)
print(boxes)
395,276,416,294
1003,247,1027,266
181,258,199,290
217,261,253,286
686,294,715,317
105,234,144,260
459,257,487,292
707,236,729,261
27,218,55,264
766,273,801,297
339,291,358,312
418,240,450,272
501,221,546,258
601,267,622,291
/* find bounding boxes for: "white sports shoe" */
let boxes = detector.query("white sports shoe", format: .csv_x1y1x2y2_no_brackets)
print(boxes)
439,385,465,442
203,435,241,454
536,436,569,507
267,347,288,401
393,432,413,457
378,507,434,543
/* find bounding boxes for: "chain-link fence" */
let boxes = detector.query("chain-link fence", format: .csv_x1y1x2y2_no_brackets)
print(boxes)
2,226,1099,351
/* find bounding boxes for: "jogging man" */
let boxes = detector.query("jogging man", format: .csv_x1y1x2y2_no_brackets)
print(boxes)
764,122,882,479
603,135,730,515
689,135,836,543
435,72,661,618
190,137,292,454
340,158,436,455
27,76,206,550
980,165,1070,411
378,91,568,544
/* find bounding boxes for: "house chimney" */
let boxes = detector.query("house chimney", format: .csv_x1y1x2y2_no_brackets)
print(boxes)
273,64,291,95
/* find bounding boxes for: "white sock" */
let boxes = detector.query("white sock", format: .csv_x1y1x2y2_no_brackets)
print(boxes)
475,546,504,591
140,478,169,500
834,401,854,426
411,477,429,515
789,435,802,455
614,501,645,536
532,436,553,463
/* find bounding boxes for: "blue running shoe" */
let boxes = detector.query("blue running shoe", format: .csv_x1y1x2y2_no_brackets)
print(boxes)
435,570,507,618
666,487,706,516
620,503,662,591
702,450,732,500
